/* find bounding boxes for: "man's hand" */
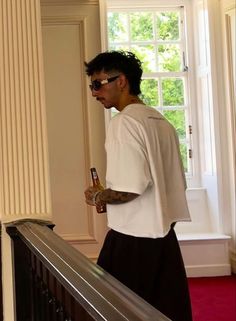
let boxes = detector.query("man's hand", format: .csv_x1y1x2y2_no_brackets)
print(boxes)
84,186,102,206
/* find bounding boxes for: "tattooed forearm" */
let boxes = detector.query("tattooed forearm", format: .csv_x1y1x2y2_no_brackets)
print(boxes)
97,188,139,205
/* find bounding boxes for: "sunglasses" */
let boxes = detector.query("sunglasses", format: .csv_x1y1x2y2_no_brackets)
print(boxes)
89,75,120,91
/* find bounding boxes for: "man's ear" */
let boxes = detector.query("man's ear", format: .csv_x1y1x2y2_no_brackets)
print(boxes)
118,73,128,90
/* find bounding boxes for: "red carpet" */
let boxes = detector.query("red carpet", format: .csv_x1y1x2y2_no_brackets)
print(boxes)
188,275,236,321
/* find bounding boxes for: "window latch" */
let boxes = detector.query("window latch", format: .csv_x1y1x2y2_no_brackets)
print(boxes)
189,125,192,134
189,149,192,159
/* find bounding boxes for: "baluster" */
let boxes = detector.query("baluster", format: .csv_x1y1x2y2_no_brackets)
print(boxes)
55,281,66,320
49,296,57,321
30,254,36,320
56,305,65,321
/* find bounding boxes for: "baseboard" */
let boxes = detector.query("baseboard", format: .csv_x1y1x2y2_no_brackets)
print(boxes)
185,263,232,277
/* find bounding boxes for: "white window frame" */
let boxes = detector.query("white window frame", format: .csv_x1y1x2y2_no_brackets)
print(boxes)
99,0,201,188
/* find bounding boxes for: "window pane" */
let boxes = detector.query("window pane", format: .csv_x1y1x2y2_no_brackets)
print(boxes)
109,44,129,51
108,12,128,42
162,78,184,106
179,144,188,172
163,110,186,139
130,12,154,41
111,108,118,118
140,79,159,106
157,11,180,40
131,45,155,72
158,44,181,72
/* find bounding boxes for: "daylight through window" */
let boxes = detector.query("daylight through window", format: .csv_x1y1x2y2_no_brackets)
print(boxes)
107,7,193,174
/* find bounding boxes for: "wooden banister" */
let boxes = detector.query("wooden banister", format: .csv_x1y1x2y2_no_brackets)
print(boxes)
7,220,171,321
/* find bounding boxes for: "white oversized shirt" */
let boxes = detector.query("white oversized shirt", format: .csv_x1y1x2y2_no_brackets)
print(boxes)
105,104,191,238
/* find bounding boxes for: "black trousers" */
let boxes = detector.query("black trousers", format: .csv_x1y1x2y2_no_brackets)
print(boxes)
97,227,193,321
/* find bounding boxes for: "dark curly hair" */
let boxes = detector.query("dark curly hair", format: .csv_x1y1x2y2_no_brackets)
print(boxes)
84,50,143,95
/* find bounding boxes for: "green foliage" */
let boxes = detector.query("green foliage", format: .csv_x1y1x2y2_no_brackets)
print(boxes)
108,12,128,42
130,12,154,41
179,144,188,172
163,110,186,139
158,44,181,72
131,45,155,72
140,79,159,106
157,12,180,40
162,78,184,106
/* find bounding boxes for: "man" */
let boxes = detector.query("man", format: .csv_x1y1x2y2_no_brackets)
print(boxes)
84,51,192,321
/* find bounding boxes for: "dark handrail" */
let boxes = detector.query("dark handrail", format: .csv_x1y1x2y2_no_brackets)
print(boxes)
7,220,171,321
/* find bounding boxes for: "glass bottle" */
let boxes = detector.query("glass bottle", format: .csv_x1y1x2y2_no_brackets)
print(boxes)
90,167,106,213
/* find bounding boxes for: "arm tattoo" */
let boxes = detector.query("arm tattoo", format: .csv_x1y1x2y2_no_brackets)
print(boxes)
98,188,139,205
